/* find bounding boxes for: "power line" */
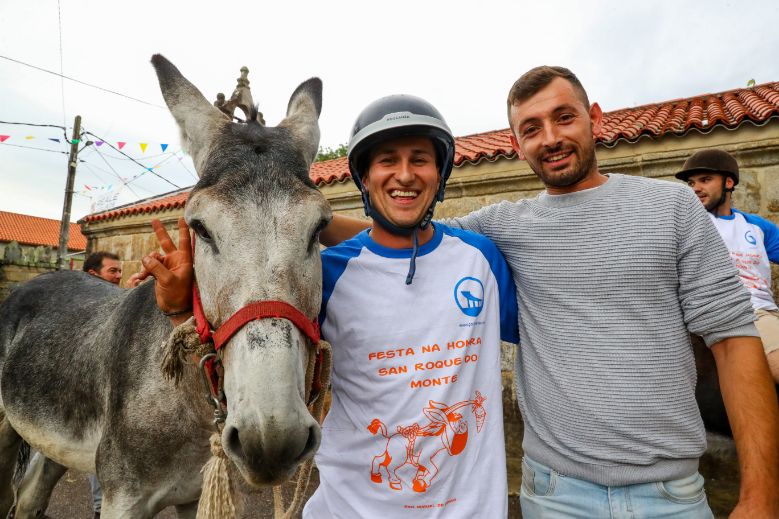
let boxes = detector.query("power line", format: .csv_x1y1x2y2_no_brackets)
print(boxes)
57,0,66,128
0,142,70,155
0,54,166,109
83,130,180,189
87,147,143,198
175,151,198,181
0,120,66,130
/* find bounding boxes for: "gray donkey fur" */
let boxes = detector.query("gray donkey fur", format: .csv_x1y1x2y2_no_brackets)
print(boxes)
0,54,331,518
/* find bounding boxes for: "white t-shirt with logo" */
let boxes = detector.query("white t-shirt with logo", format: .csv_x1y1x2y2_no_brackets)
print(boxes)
303,224,519,518
710,209,779,311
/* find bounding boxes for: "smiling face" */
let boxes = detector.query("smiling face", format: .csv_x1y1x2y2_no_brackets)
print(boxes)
509,77,604,194
362,135,440,243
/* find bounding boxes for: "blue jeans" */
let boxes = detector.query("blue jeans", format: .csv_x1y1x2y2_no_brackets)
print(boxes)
88,474,102,513
520,456,714,519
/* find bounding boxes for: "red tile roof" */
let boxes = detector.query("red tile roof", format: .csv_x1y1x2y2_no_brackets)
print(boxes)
80,189,190,224
84,81,779,223
0,211,86,250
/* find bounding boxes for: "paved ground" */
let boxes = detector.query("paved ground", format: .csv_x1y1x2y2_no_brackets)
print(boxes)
44,467,521,518
42,440,737,519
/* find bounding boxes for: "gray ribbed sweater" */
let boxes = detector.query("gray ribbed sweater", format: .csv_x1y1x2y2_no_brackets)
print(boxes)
447,173,757,486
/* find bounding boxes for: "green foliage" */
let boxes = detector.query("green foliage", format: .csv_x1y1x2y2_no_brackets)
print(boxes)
746,79,756,88
316,143,348,162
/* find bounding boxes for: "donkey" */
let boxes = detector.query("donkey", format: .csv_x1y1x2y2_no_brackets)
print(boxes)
367,392,487,493
0,54,331,518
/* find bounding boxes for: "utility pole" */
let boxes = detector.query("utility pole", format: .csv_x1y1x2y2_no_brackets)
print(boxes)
56,115,81,270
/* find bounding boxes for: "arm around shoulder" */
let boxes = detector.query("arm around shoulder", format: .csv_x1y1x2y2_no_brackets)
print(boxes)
319,214,370,247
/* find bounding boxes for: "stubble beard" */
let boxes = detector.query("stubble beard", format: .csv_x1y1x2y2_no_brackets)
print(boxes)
531,144,597,189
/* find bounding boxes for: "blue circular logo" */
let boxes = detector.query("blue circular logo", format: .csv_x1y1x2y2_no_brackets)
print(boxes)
745,230,757,246
454,277,485,317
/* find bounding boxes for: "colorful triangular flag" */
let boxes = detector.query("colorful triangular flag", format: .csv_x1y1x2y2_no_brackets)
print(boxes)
25,136,34,140
161,143,168,152
117,142,126,150
139,143,148,153
70,139,80,144
95,141,104,147
49,138,61,143
0,135,9,142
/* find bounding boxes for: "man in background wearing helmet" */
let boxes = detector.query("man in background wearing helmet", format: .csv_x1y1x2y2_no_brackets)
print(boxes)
677,149,779,383
302,95,518,517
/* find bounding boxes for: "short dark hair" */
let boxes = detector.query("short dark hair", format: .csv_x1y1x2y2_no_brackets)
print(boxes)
83,251,119,273
506,66,590,125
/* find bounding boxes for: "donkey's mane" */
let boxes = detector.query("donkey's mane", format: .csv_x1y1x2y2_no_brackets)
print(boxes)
193,120,317,202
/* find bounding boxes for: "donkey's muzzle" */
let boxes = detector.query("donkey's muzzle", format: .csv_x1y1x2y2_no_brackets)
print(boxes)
223,420,320,485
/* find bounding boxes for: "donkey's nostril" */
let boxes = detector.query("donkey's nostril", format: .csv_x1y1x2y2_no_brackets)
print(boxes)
224,425,246,462
297,424,321,462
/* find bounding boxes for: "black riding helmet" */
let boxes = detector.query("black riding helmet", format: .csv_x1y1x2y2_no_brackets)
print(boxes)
348,95,456,284
675,149,740,186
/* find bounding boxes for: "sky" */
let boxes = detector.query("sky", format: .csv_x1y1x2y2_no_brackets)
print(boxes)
1,0,778,221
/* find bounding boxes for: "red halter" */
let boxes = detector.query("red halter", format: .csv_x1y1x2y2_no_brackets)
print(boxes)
190,234,323,405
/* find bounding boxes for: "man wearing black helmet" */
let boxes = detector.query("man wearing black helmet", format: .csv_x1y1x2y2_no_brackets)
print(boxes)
301,95,518,517
677,149,779,383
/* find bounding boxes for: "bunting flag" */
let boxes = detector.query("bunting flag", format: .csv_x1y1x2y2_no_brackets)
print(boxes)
0,131,179,155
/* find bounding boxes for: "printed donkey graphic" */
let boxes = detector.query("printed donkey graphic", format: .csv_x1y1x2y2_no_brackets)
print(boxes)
367,391,487,493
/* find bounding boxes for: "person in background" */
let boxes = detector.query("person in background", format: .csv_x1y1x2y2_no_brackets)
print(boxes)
676,148,779,383
83,252,122,286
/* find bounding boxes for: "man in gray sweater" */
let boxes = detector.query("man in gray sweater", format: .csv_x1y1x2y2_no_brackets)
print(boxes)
442,66,779,518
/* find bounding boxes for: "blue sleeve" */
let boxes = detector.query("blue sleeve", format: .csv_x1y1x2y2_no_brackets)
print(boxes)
739,210,779,263
320,234,366,330
440,225,520,344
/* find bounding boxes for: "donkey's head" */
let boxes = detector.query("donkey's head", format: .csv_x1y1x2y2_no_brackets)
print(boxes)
152,55,330,485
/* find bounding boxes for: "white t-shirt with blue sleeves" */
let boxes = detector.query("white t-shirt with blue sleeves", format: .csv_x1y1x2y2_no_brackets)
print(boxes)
304,223,518,519
710,209,779,311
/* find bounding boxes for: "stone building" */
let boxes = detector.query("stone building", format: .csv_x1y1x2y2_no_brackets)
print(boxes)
0,210,86,301
77,80,779,514
80,80,779,285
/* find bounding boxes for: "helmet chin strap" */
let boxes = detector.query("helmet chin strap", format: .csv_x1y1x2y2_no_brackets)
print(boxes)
362,190,437,285
709,177,732,213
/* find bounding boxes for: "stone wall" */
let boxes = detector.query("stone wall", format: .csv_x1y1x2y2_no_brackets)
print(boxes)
0,241,84,302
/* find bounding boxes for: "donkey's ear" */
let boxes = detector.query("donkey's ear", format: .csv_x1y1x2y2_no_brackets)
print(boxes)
278,78,322,169
151,54,229,175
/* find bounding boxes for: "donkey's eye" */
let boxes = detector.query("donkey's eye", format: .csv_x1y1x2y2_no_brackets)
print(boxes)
308,217,331,252
191,220,213,243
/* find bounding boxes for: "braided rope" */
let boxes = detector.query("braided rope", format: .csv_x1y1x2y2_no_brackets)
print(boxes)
272,340,332,519
160,316,215,384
